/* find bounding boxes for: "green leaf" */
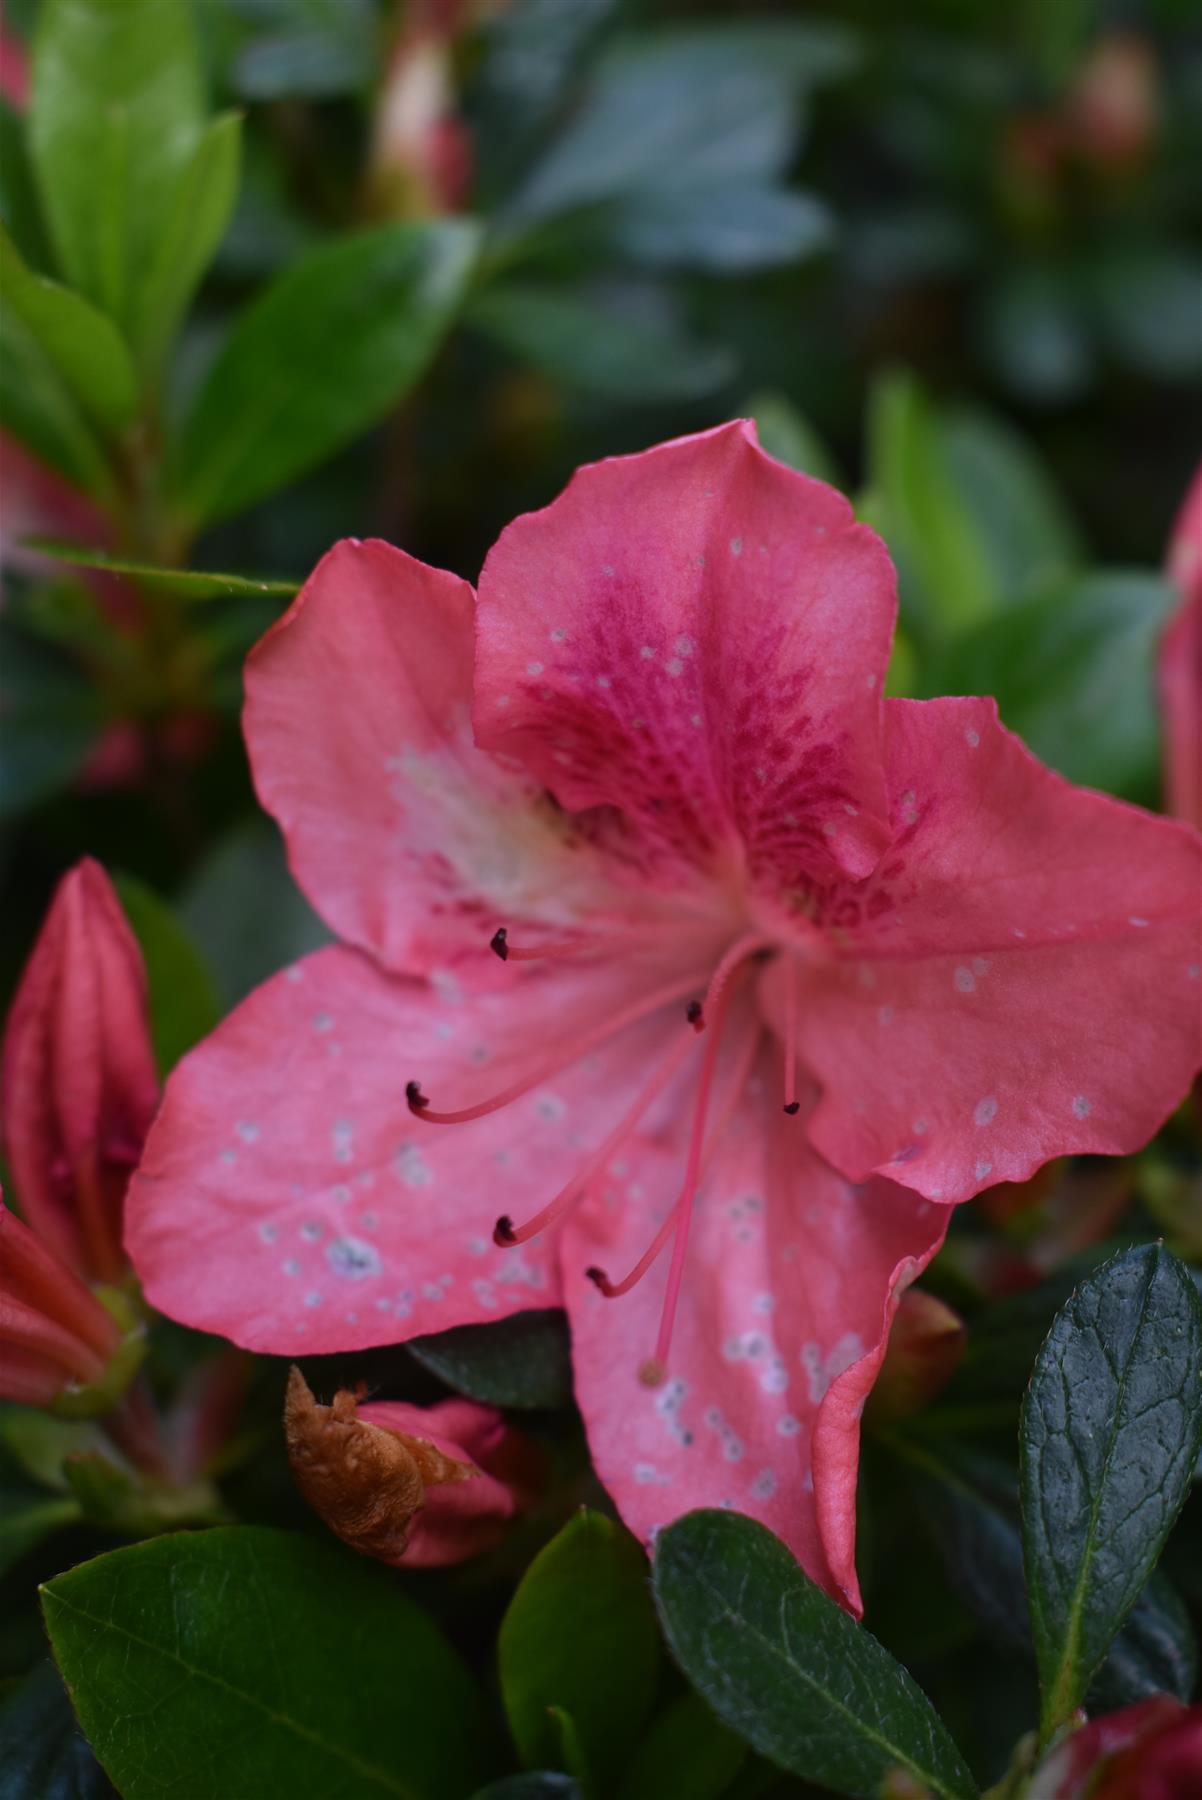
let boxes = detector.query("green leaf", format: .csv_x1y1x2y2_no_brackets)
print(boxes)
131,110,242,377
939,408,1081,602
471,1780,582,1800
867,369,996,640
29,0,206,332
409,1310,573,1410
230,0,376,102
0,97,54,271
0,1661,116,1799
617,1692,747,1800
924,570,1176,804
749,389,843,488
40,1526,495,1800
24,538,299,601
498,1511,660,1790
469,284,733,402
173,219,478,527
1087,1570,1197,1712
0,223,136,430
0,621,105,820
179,818,330,1006
1019,1244,1202,1741
0,1493,82,1577
653,1511,977,1800
0,306,114,498
112,875,221,1078
610,184,832,274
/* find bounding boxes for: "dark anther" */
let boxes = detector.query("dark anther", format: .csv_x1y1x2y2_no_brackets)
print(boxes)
585,1266,608,1290
783,1101,801,1115
490,926,509,961
493,1215,516,1246
686,1000,705,1032
405,1080,428,1112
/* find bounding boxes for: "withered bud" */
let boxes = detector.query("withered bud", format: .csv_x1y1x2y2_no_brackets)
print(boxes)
284,1366,473,1563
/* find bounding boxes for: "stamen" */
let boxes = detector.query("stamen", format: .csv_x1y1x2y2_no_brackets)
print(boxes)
489,927,508,961
487,921,698,965
491,1031,696,1247
686,1000,705,1032
408,971,703,1127
782,949,800,1115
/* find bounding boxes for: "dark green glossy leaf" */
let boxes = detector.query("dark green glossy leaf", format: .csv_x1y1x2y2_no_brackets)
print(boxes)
1019,1244,1202,1739
24,538,298,601
1093,247,1202,381
0,1661,116,1800
617,1691,747,1800
131,111,241,376
41,1526,494,1799
1087,1570,1197,1711
498,1511,659,1789
179,819,330,1006
979,266,1092,406
173,219,478,526
610,184,831,274
0,224,135,430
29,0,207,333
653,1510,977,1800
409,1310,572,1410
469,284,733,401
924,571,1175,804
113,875,221,1078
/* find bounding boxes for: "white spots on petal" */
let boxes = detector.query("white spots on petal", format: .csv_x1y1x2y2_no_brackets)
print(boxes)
975,1160,993,1182
1128,916,1149,928
430,968,462,1004
467,1235,488,1257
526,660,544,676
331,1119,354,1163
913,1117,929,1135
534,1091,566,1122
282,1258,300,1277
285,964,304,983
1072,1095,1092,1118
299,1220,322,1243
596,674,612,690
866,672,878,690
665,658,684,677
954,966,976,994
235,1120,259,1144
496,694,510,708
639,644,656,661
822,820,837,837
326,1236,381,1280
972,956,990,976
304,1290,323,1308
471,1278,498,1309
753,1293,775,1315
257,1222,278,1244
730,536,743,556
776,1414,801,1437
690,712,703,728
602,563,615,578
312,1011,333,1032
394,1143,433,1189
1012,928,1027,940
675,635,695,658
751,1469,777,1499
760,1356,789,1394
331,1185,351,1206
802,1333,863,1403
974,1095,998,1127
634,1462,671,1486
359,1210,379,1232
878,1004,894,1026
1189,964,1201,981
844,803,859,817
722,1436,744,1462
857,964,877,991
965,728,980,748
219,1149,237,1167
549,627,566,643
900,789,918,826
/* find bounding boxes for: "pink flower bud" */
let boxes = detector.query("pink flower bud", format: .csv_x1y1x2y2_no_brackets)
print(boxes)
0,1199,121,1406
2,859,159,1283
1040,1698,1202,1799
1163,464,1202,832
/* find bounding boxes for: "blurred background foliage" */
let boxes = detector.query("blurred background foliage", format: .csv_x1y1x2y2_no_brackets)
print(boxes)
1,3,1200,1791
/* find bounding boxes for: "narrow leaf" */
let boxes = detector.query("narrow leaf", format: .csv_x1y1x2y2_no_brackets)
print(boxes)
1019,1244,1202,1740
23,538,299,601
40,1526,494,1799
0,223,137,429
0,307,114,498
173,219,478,527
653,1510,977,1800
498,1511,660,1789
131,110,242,376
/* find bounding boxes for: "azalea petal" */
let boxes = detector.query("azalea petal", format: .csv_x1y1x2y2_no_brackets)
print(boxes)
245,539,622,979
358,1397,532,1568
125,945,703,1352
1163,463,1202,832
793,697,1202,1201
560,1075,946,1611
475,421,896,889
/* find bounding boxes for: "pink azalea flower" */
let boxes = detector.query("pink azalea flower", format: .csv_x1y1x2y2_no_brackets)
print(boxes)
1163,463,1202,832
0,1197,122,1407
1038,1698,1202,1800
125,423,1201,1609
2,858,160,1285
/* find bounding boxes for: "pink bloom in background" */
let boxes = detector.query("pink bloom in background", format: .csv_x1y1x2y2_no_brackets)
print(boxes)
0,1198,122,1407
358,1395,540,1566
126,423,1202,1607
1039,1698,1202,1800
2,858,159,1285
1162,463,1202,832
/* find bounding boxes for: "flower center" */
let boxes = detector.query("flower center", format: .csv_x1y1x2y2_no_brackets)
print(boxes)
407,927,799,1382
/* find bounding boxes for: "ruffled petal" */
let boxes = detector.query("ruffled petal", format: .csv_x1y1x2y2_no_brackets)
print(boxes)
125,945,701,1352
560,1074,946,1611
245,539,624,979
475,421,896,892
793,697,1202,1201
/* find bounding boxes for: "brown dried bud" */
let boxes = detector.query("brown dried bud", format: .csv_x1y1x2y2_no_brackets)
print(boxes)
283,1366,473,1563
